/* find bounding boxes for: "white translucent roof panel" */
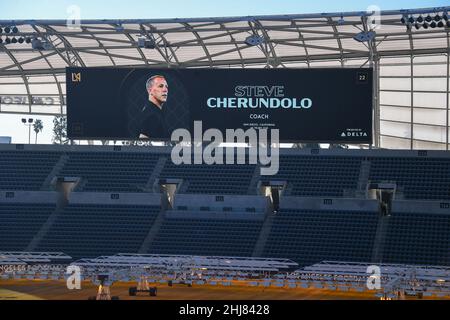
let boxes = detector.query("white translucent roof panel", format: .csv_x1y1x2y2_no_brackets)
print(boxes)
206,45,241,60
380,91,411,106
303,26,337,38
377,39,411,51
299,28,334,41
306,38,340,50
30,105,61,114
282,61,309,67
0,53,16,69
97,33,131,41
380,120,411,138
112,57,145,65
343,58,369,66
140,48,168,63
380,105,411,122
83,24,120,30
1,42,27,52
28,83,58,94
46,54,69,69
294,18,330,25
413,37,448,50
150,23,185,31
0,76,26,84
230,30,256,42
0,104,30,113
413,123,447,143
239,46,265,60
412,139,446,150
98,40,129,47
49,25,80,32
412,31,447,40
335,24,364,34
379,65,411,77
413,64,448,76
306,47,340,55
163,32,198,44
128,33,143,42
63,36,101,47
222,21,251,29
414,77,447,92
108,48,143,59
12,52,42,64
78,51,114,66
266,30,300,41
380,135,411,149
340,38,368,52
413,54,447,63
258,20,293,27
206,37,237,47
340,15,364,22
13,24,36,33
21,59,51,70
273,44,307,57
0,84,28,94
197,31,232,43
1,66,22,71
413,92,447,109
413,108,447,126
173,46,208,62
376,24,407,34
380,56,412,65
380,78,411,91
32,25,47,33
188,22,222,29
299,32,333,39
309,60,342,67
55,75,66,82
380,34,411,42
115,24,141,32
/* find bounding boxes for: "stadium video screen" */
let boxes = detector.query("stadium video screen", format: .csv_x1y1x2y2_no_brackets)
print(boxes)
66,67,373,143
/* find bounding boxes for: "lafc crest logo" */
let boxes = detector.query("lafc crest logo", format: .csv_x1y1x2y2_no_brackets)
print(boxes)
71,72,81,82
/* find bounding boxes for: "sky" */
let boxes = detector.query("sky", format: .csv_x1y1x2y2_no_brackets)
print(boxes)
0,1,448,144
0,0,448,20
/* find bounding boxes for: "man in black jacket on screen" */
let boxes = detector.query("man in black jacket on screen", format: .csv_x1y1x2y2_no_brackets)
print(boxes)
138,74,169,139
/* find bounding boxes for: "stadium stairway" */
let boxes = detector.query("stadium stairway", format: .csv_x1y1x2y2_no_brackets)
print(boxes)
370,213,390,264
355,160,371,198
40,154,68,191
73,178,88,192
26,190,68,251
144,156,168,192
138,193,169,253
0,191,59,251
252,206,276,257
247,165,262,195
177,180,190,194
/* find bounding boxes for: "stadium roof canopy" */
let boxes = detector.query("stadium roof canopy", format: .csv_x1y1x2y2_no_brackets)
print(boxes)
0,6,449,149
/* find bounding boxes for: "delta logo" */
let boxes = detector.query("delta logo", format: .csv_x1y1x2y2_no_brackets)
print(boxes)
340,129,368,137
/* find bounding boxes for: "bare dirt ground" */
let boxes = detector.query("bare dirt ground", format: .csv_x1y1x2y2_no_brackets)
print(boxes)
0,279,381,300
